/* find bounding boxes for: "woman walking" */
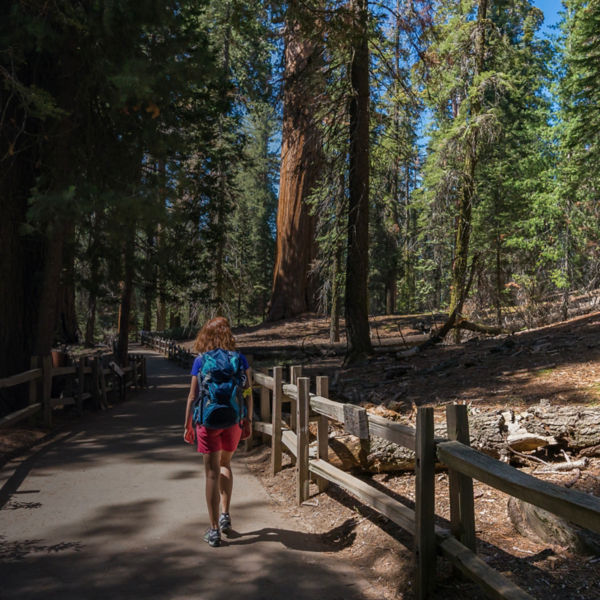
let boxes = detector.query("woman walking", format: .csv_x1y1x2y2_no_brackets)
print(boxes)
184,316,252,547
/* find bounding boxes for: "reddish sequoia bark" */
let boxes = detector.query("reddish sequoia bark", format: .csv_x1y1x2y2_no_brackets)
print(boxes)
267,7,322,321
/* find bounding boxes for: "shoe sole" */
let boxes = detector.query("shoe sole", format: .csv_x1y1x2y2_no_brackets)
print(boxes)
204,531,221,547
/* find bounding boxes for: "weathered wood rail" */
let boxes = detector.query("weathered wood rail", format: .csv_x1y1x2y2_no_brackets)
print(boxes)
250,369,600,600
140,334,600,599
0,352,147,429
141,332,196,369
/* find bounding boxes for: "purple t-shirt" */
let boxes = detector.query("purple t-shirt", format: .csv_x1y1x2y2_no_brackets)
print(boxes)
190,351,249,377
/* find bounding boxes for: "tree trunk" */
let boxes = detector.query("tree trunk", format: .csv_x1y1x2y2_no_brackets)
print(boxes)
56,222,79,344
142,227,156,332
495,227,503,327
143,288,153,332
267,3,321,321
116,227,135,367
85,292,97,347
345,0,372,360
330,242,343,343
404,161,417,310
561,198,572,321
448,0,488,342
156,221,167,331
34,223,67,356
157,294,167,331
385,277,397,315
0,160,38,379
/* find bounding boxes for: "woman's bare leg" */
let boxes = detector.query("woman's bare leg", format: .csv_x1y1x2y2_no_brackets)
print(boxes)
219,450,235,514
203,451,221,529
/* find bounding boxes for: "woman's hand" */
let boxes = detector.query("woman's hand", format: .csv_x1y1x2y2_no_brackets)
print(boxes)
184,423,195,444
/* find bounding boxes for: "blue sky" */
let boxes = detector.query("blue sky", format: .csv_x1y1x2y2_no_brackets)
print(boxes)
532,0,563,34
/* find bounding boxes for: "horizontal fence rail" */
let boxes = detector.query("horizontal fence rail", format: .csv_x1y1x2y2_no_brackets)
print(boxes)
438,440,600,535
139,336,600,600
0,352,146,429
243,365,599,600
0,369,42,389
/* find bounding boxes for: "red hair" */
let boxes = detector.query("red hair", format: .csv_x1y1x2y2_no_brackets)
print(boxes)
193,316,236,353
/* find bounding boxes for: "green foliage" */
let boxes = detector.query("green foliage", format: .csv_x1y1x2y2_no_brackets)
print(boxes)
417,0,560,316
5,0,600,362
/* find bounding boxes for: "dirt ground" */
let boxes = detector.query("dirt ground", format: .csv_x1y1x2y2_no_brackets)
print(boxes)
235,311,600,599
3,311,600,598
233,311,600,411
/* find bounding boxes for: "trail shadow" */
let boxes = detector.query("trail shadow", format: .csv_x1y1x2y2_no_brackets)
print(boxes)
223,517,357,552
168,470,199,480
3,500,42,510
82,499,162,538
0,532,367,600
0,354,201,475
321,473,573,599
0,535,84,561
0,431,79,510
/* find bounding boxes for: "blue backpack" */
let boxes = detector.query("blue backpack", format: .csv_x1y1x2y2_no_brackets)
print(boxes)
192,349,246,429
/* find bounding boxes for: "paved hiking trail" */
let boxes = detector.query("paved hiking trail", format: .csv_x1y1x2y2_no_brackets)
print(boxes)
0,349,375,600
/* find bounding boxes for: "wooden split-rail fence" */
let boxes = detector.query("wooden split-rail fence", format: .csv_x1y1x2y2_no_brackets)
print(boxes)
0,352,147,430
143,333,600,600
141,332,197,368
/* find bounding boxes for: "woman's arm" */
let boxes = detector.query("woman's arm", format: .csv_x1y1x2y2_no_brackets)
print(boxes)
184,377,198,438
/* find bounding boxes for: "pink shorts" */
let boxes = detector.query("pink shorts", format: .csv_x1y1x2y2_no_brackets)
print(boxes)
196,423,242,454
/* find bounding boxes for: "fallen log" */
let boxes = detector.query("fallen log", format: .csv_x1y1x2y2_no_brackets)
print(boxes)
334,402,600,473
454,319,511,336
508,497,600,555
519,403,600,451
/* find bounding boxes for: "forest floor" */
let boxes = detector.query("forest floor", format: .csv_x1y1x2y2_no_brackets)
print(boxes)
2,311,600,598
234,311,600,599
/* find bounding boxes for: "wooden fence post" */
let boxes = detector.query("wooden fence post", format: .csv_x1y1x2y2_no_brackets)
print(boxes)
272,366,283,475
90,357,101,410
98,360,109,407
29,356,40,407
41,354,52,427
415,406,436,600
290,365,302,384
244,371,255,453
315,375,330,492
289,365,302,433
446,404,476,552
140,356,147,387
76,358,85,415
131,356,138,388
260,385,271,444
296,376,310,505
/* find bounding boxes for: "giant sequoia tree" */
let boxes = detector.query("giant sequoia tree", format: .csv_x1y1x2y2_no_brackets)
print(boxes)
6,0,600,397
267,1,323,321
